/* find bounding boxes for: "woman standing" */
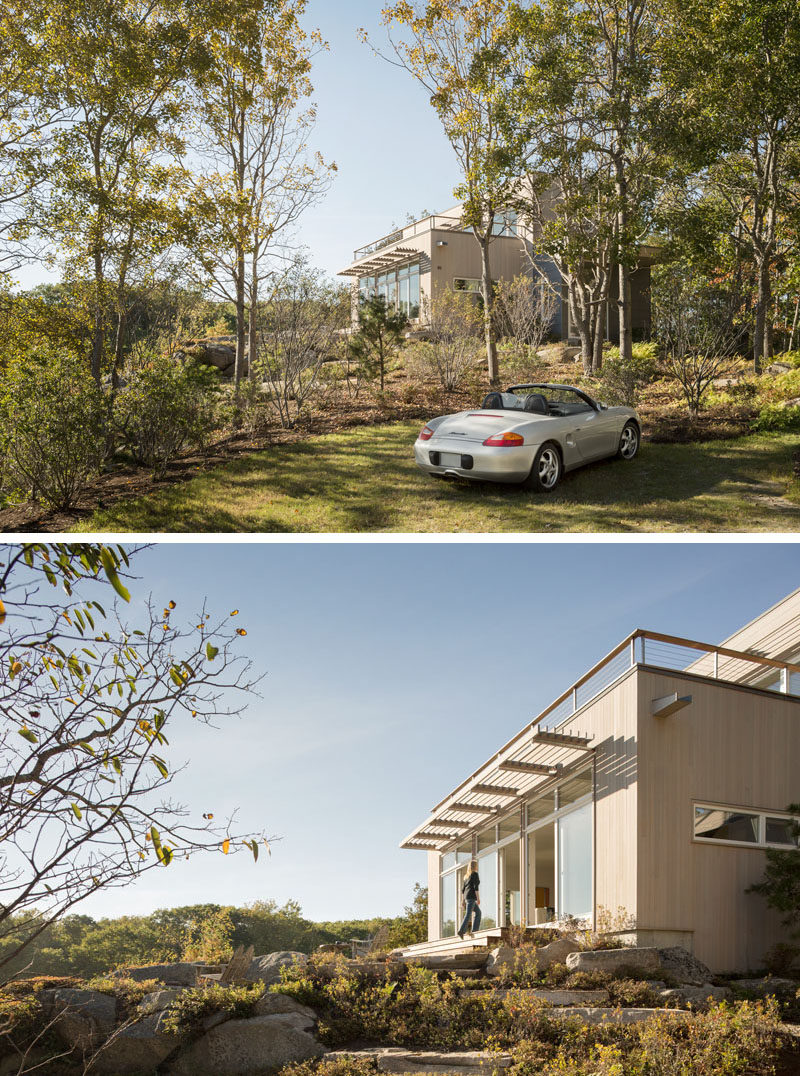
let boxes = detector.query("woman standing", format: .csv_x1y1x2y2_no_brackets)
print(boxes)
457,860,481,938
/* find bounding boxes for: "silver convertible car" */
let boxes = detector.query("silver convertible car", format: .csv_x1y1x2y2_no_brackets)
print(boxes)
414,383,640,492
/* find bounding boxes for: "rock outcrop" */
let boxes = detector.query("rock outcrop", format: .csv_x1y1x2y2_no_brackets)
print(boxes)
164,1013,326,1076
115,962,199,986
43,988,117,1051
566,946,712,986
245,951,308,987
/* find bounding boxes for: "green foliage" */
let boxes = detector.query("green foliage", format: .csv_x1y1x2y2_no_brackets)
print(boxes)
594,344,660,407
751,403,800,433
280,1059,380,1076
348,297,407,392
182,906,235,963
83,975,161,1008
114,355,220,477
0,349,107,508
386,886,428,950
747,805,800,936
161,982,265,1036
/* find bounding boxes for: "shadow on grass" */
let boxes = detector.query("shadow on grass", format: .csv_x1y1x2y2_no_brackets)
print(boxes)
78,424,800,533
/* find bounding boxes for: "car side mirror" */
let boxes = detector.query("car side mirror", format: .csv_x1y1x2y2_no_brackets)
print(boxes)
598,402,608,410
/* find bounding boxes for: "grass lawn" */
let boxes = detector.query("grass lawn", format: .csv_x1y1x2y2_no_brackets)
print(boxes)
75,423,800,533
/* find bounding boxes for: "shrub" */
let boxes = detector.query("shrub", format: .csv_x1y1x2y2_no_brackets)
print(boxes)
594,344,659,407
114,355,219,477
752,402,800,432
606,978,659,1007
161,982,264,1036
407,289,483,392
0,349,107,509
83,975,161,1008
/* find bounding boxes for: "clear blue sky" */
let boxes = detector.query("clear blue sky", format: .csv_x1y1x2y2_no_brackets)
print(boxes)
76,541,800,924
14,1,461,290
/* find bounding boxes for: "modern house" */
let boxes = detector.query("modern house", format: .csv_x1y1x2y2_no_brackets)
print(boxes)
339,204,655,343
400,589,800,973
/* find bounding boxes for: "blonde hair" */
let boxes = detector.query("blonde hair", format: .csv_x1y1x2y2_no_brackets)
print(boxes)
469,859,478,874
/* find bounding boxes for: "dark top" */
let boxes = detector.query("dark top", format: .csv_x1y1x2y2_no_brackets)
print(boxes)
463,871,480,901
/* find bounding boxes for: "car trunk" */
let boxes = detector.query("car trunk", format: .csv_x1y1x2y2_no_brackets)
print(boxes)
433,411,524,444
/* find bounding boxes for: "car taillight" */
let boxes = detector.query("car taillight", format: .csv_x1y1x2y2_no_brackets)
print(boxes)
483,431,525,446
419,425,435,441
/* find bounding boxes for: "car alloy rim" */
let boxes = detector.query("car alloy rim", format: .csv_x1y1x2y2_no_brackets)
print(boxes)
539,448,560,488
621,426,638,458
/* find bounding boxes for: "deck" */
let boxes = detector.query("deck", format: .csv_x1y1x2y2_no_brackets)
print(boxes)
399,926,545,961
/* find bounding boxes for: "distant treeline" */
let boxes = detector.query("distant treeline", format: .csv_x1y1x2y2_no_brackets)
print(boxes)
1,889,428,981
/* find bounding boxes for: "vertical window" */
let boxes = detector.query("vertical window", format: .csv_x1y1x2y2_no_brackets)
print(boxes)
441,870,456,938
477,850,498,929
409,263,420,318
557,802,592,919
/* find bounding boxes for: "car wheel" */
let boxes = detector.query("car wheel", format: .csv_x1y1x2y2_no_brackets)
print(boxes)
616,421,640,460
523,442,562,492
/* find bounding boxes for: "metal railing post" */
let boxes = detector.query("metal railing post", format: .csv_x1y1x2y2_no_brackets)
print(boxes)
713,651,719,679
641,636,646,666
781,667,789,694
573,687,578,713
630,637,636,667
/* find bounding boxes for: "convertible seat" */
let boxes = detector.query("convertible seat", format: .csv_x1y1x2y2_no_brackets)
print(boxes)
481,391,504,409
523,393,549,414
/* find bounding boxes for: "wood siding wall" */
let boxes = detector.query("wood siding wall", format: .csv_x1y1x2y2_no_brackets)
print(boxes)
636,668,800,972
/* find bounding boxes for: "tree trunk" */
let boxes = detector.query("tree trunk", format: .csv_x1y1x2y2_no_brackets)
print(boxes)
477,231,498,386
248,272,258,379
614,157,633,364
789,298,799,352
569,282,593,373
91,249,104,385
592,296,606,374
753,257,769,374
234,241,246,390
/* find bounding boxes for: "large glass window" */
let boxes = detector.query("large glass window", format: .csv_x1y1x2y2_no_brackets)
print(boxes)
477,850,498,928
557,803,592,919
408,263,420,318
360,262,419,318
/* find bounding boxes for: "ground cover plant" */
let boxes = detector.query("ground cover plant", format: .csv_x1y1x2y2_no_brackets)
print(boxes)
70,423,800,534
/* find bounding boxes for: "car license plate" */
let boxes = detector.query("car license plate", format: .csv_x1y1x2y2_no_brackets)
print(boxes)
440,452,462,467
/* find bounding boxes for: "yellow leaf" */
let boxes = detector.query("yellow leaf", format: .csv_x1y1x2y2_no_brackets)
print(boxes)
169,601,176,609
230,610,239,616
222,838,230,855
0,598,5,625
236,628,247,637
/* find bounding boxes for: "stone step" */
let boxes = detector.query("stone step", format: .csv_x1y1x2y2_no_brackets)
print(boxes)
326,1048,512,1074
548,1006,692,1025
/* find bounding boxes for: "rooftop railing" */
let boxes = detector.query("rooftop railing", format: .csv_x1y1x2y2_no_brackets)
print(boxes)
353,213,465,261
541,628,800,729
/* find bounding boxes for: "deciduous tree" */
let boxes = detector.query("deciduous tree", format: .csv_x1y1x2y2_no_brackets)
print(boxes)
0,543,267,972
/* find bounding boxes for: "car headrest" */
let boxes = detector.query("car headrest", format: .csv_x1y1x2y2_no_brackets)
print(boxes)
481,392,504,410
523,393,548,414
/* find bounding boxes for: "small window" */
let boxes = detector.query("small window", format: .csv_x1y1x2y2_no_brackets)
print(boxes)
477,824,497,851
558,768,593,808
456,841,473,862
765,817,800,847
527,792,555,824
499,816,520,840
694,806,759,844
454,278,482,293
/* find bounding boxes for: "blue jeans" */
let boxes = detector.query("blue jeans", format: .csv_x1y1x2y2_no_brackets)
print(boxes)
458,899,481,935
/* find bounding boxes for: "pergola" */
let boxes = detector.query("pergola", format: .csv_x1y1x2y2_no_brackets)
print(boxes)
338,246,423,278
399,723,595,852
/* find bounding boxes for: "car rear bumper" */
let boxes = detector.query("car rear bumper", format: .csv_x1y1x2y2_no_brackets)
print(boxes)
414,437,536,483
